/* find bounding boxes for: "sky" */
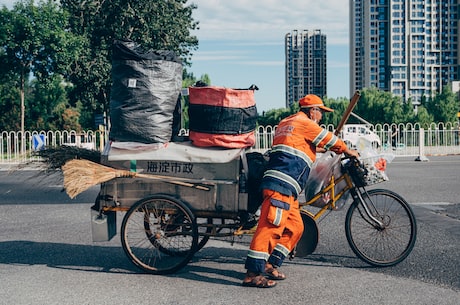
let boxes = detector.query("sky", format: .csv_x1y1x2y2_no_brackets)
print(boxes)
187,0,351,112
1,0,351,112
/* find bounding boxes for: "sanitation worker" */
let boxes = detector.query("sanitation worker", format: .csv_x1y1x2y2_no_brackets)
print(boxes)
242,94,359,288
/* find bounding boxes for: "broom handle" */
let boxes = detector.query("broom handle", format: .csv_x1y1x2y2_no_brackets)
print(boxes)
133,172,234,185
334,90,361,136
114,168,235,191
133,172,212,191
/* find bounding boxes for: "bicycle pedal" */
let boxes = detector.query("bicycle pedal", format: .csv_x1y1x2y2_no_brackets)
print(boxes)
234,226,257,236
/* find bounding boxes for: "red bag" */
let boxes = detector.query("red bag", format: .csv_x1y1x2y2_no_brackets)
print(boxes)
188,86,258,148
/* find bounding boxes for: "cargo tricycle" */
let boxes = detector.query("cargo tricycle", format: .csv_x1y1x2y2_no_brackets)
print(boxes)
90,140,417,275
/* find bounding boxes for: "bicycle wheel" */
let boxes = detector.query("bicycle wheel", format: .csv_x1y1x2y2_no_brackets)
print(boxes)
345,189,417,267
121,194,198,274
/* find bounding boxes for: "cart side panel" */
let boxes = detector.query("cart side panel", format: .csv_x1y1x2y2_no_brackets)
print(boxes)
99,158,246,212
105,159,238,180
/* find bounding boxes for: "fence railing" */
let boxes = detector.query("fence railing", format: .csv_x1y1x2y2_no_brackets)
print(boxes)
0,130,106,164
1,122,459,164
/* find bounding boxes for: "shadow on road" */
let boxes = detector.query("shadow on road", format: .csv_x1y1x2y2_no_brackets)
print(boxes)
0,240,136,274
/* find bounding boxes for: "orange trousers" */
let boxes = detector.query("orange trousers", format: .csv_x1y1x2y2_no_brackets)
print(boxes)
245,189,304,273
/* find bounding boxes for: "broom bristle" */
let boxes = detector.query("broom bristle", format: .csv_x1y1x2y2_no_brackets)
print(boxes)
34,145,101,171
61,159,211,199
62,159,126,199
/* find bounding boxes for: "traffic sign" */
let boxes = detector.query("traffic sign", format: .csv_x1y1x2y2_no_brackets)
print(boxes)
32,134,46,150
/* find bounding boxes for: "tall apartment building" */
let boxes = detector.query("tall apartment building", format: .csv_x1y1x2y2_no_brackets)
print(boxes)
285,29,327,108
350,0,459,105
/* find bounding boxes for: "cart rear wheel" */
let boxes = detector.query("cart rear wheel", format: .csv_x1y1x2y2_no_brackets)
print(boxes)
121,194,198,274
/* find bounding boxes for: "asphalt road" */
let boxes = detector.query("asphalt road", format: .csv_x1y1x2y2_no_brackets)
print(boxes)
0,155,459,305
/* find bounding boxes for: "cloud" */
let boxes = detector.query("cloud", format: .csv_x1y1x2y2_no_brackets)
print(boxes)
188,0,349,45
0,0,14,8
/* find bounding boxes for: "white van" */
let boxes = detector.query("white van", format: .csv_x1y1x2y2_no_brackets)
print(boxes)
340,124,381,148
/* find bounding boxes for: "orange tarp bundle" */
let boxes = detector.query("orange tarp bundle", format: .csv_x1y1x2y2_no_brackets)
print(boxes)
188,86,258,148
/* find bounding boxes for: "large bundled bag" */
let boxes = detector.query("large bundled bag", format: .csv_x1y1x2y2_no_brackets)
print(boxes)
188,85,258,148
109,39,182,143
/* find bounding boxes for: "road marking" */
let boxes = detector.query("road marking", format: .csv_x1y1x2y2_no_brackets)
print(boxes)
411,202,455,206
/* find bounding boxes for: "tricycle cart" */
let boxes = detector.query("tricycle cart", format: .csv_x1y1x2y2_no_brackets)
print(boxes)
90,141,417,275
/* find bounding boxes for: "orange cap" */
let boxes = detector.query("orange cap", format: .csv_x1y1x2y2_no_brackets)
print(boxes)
299,94,333,112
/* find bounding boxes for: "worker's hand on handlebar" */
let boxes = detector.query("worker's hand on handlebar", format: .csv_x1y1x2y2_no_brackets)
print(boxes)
316,147,327,153
344,148,360,158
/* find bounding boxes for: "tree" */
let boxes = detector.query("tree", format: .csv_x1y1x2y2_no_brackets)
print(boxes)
26,75,81,130
0,0,85,134
0,75,21,131
256,104,297,126
414,105,434,128
353,88,415,124
322,97,349,127
60,0,199,129
424,85,458,123
256,97,350,127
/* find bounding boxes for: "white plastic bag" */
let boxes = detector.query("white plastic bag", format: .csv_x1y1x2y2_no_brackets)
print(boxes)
304,152,348,209
355,138,395,185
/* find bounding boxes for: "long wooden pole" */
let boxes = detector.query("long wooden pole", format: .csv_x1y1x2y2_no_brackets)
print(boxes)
334,90,361,136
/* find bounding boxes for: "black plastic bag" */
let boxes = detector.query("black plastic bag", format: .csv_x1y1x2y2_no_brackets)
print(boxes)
246,152,268,213
109,39,183,143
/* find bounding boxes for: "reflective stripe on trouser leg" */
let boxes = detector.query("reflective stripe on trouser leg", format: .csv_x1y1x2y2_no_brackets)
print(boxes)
268,244,290,268
244,250,269,274
245,190,304,272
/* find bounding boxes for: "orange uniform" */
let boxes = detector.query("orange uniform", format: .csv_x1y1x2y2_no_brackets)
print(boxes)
245,110,348,273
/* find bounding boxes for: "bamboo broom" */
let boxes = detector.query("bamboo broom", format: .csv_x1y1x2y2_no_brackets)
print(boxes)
61,159,218,199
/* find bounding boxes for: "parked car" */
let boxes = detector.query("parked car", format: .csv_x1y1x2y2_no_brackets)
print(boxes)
340,124,381,148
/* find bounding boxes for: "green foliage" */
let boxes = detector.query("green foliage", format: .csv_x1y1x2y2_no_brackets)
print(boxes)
0,0,85,131
0,0,199,131
350,88,415,124
423,85,458,123
414,106,434,128
26,75,82,130
257,104,297,126
0,76,21,131
257,97,351,127
322,97,349,126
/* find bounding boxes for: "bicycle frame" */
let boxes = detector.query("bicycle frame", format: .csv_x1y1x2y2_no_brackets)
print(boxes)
301,172,353,220
301,166,385,229
234,166,356,236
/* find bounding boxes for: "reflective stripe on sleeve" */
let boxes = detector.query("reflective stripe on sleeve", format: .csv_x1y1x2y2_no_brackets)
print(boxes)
312,129,329,146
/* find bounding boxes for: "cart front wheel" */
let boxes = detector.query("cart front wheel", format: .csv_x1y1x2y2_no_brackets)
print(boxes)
345,189,417,267
121,194,198,274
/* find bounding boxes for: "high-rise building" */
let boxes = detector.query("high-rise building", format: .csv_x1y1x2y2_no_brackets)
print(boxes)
285,29,327,108
350,0,459,105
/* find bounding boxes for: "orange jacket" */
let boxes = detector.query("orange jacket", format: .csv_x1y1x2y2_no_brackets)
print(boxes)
261,111,347,198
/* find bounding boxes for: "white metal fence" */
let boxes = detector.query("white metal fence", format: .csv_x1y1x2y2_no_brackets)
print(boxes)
0,130,106,164
1,122,459,164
